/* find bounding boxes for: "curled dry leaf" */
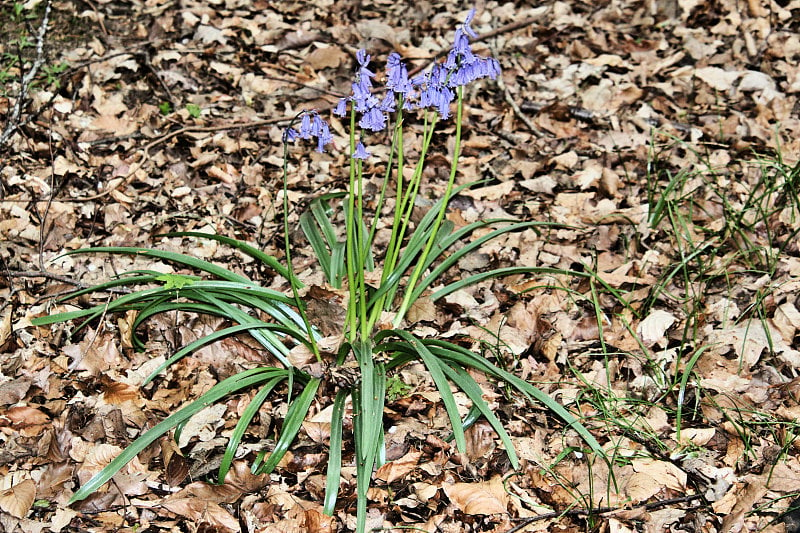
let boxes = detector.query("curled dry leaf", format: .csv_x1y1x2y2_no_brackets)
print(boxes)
637,309,676,347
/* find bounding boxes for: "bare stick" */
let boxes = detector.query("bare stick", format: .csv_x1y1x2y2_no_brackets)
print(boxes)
0,0,53,148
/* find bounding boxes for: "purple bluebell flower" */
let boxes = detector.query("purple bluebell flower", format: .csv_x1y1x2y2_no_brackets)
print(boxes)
409,64,455,117
445,9,501,88
460,8,478,38
286,110,333,153
353,141,371,160
359,106,386,132
356,49,372,72
311,113,333,152
298,112,314,139
379,93,395,113
386,52,412,95
283,127,299,142
334,97,348,117
351,49,377,112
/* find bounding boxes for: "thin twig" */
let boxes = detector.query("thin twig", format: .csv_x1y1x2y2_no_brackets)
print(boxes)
505,494,705,532
0,0,52,148
4,270,85,286
490,45,546,138
474,14,546,43
142,49,176,105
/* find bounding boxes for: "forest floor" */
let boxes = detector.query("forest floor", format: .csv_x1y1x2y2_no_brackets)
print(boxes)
2,0,800,531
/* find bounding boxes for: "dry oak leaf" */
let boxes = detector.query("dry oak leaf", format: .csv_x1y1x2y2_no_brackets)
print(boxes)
631,458,687,492
306,45,348,69
161,498,240,533
443,475,509,515
0,478,35,519
375,451,422,484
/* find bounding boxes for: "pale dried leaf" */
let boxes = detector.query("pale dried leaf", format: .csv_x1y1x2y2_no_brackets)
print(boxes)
443,476,508,515
637,310,676,347
0,479,35,519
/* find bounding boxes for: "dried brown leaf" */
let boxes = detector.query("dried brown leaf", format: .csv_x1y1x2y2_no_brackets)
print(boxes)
375,451,421,484
443,476,509,515
0,479,35,519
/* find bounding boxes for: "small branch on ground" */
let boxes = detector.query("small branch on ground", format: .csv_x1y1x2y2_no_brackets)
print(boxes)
0,0,53,149
4,270,85,287
490,45,546,138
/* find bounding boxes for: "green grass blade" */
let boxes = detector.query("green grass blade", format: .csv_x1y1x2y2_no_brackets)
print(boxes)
193,286,307,334
675,345,709,442
143,323,302,385
428,339,605,458
53,273,161,303
69,367,286,503
300,210,335,284
31,286,167,326
131,301,221,350
61,247,251,283
411,221,555,302
387,331,466,452
439,362,520,469
365,222,438,310
330,241,346,288
164,231,296,282
351,342,386,533
198,292,292,366
310,197,340,246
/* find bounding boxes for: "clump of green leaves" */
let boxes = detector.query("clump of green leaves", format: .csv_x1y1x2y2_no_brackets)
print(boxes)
185,103,201,118
34,9,604,531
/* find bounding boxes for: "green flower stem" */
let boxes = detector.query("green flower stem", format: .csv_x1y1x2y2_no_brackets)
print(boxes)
282,132,321,363
364,111,402,262
367,111,439,332
394,112,438,264
394,87,464,326
365,107,405,331
345,107,359,343
356,156,370,341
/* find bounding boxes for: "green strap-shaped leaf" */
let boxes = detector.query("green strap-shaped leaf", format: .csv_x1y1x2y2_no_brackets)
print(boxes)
143,323,301,385
257,377,321,474
439,362,519,469
351,340,386,533
69,367,287,503
323,389,349,515
164,232,297,283
59,247,251,283
387,331,466,452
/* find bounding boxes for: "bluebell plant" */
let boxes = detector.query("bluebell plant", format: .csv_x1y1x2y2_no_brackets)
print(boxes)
34,9,602,532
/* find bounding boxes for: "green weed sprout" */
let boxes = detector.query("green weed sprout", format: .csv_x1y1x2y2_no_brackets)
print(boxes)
33,9,604,531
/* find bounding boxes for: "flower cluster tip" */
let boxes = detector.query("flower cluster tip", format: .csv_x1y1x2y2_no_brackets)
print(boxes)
285,8,499,158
